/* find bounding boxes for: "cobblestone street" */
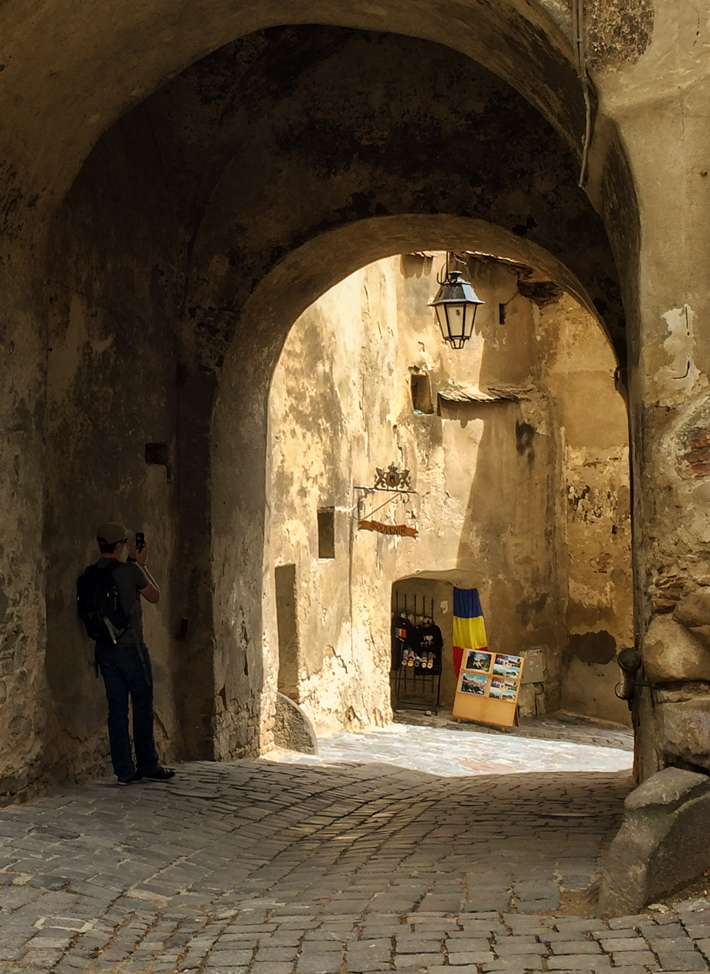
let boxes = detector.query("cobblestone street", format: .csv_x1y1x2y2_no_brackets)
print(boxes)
2,718,710,974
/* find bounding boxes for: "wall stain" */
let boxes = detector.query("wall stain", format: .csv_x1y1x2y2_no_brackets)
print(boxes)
567,629,617,664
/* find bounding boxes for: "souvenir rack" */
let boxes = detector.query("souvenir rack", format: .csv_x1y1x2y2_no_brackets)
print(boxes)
391,593,442,713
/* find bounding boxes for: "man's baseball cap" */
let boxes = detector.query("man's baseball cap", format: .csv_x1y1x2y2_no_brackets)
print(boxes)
96,522,129,545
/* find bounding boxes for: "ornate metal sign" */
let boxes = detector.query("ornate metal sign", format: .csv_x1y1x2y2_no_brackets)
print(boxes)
353,462,417,537
374,463,412,490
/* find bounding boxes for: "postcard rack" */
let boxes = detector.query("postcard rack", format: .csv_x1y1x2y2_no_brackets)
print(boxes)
452,648,525,730
391,593,442,714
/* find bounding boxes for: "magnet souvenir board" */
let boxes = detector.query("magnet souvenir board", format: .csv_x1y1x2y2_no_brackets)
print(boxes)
453,651,525,729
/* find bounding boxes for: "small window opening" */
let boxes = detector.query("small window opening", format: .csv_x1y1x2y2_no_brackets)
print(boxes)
318,508,335,559
410,371,434,414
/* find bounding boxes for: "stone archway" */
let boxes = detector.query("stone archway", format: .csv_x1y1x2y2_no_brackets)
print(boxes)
35,20,632,786
2,0,709,809
210,214,627,758
3,9,657,796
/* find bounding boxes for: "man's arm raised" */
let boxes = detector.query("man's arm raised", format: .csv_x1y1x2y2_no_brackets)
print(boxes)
133,541,160,603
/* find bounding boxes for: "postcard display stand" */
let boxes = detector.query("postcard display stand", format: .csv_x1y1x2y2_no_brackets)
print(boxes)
391,595,442,714
453,649,525,730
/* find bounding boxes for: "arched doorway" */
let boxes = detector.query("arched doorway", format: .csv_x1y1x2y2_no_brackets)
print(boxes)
33,19,637,789
265,250,632,743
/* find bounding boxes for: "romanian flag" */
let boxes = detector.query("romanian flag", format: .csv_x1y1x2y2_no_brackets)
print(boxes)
452,587,488,676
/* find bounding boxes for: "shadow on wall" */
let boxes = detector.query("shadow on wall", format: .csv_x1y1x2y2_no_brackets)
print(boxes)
454,260,632,724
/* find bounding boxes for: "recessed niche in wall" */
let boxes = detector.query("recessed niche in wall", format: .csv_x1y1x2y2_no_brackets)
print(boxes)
275,564,299,700
410,371,434,414
317,507,335,559
145,442,172,482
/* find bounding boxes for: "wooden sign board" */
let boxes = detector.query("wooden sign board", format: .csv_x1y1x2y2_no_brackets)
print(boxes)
452,650,524,730
358,519,418,538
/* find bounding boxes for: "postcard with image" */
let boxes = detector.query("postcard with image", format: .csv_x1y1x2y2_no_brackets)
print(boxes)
493,653,522,679
460,671,488,696
465,650,492,672
489,677,518,701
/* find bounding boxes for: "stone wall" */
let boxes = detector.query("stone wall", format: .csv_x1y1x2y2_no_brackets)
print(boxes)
267,254,632,735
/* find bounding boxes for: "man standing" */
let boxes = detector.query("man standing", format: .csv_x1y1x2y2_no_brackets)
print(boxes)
92,521,175,785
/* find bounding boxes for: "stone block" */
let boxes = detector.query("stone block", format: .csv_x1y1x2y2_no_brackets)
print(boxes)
599,938,646,951
395,941,443,955
608,953,658,968
674,592,710,629
547,956,611,970
654,949,708,971
448,950,496,965
297,955,345,974
607,915,652,928
598,768,710,916
658,697,710,770
645,937,696,952
273,694,318,755
549,942,601,954
642,616,710,683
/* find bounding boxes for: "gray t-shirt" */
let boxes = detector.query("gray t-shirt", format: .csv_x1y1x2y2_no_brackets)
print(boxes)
96,558,149,645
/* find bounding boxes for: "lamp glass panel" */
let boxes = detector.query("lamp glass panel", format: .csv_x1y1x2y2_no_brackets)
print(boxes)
463,302,476,339
446,304,466,342
435,306,448,341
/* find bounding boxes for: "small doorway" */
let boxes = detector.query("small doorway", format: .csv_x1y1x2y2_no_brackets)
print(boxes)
391,577,458,714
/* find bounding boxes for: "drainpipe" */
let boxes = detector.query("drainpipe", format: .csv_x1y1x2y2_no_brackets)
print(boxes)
572,0,593,188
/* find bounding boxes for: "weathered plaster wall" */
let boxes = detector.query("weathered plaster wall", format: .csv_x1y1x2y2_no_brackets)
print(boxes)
268,254,632,735
0,248,51,800
539,294,633,723
265,265,400,735
42,114,185,782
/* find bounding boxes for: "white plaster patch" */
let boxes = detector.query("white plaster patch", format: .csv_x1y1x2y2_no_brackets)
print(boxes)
659,305,700,394
34,916,95,932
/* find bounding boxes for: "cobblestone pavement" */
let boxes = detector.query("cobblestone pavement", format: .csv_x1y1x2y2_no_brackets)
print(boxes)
2,721,709,974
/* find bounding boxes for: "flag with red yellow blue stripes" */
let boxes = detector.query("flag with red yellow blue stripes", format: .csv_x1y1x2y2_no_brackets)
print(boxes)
452,587,487,675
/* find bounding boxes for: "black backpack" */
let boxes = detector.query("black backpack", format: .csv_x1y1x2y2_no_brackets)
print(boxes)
77,561,130,643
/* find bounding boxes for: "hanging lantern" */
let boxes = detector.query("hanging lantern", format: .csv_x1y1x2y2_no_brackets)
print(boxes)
429,254,485,349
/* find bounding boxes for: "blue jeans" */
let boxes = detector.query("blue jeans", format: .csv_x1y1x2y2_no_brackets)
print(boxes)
95,641,159,780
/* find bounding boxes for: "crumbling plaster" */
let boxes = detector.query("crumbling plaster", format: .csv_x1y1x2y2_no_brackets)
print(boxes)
266,255,632,734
